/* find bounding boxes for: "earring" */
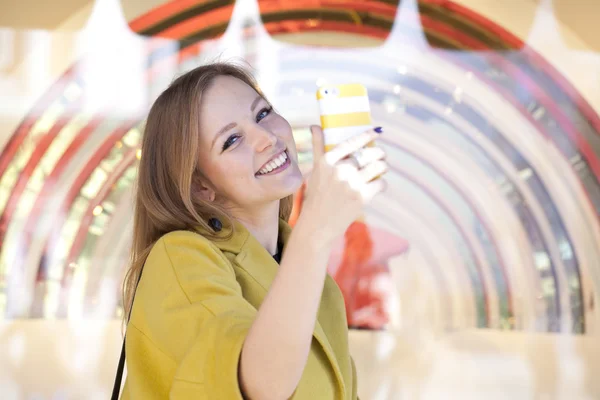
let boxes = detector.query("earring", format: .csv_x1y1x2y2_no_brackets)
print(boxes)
208,217,222,232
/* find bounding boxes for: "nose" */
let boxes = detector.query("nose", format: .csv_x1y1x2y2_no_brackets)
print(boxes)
252,125,277,152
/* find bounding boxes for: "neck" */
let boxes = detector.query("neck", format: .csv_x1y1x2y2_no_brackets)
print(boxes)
230,201,281,255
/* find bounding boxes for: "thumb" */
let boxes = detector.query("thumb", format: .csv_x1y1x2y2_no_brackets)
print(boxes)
310,125,325,165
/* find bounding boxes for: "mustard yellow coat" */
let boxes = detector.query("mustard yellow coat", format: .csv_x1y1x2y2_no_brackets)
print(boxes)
122,218,359,399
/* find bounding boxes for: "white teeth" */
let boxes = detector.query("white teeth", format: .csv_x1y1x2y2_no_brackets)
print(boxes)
258,151,288,175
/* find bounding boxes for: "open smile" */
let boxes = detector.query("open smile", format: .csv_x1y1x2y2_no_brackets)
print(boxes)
255,150,291,177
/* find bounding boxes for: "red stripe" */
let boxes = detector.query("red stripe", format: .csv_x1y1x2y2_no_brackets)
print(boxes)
0,67,76,179
414,12,489,50
132,0,398,36
0,102,79,248
156,6,235,38
129,0,208,32
21,117,104,274
56,152,137,315
263,20,389,38
0,118,36,179
259,0,397,16
154,2,396,39
62,152,137,285
36,120,139,282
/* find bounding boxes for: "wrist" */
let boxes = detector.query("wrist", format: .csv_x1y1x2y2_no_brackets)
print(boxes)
289,216,334,255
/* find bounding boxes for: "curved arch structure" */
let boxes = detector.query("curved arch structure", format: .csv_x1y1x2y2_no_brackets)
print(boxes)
0,0,598,334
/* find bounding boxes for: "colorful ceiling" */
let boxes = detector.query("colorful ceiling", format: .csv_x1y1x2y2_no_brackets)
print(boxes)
0,0,599,334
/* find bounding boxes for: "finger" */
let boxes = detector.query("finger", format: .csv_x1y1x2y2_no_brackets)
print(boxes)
343,146,386,169
358,160,388,183
325,128,382,165
337,157,360,170
310,125,326,165
360,178,387,203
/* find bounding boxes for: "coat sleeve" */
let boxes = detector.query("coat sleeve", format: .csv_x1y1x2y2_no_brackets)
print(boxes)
351,356,359,400
127,231,257,399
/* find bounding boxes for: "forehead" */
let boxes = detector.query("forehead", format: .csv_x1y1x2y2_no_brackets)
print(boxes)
201,75,259,112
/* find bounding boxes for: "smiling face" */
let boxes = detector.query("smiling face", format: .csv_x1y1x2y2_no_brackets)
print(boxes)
196,75,303,214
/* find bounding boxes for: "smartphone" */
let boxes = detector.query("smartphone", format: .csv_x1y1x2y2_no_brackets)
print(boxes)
316,83,374,152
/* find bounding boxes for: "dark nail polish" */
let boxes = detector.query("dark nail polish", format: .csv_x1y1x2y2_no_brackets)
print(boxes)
374,126,383,134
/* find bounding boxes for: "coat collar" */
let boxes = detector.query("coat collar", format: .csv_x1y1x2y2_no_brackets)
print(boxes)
199,216,292,255
196,217,346,399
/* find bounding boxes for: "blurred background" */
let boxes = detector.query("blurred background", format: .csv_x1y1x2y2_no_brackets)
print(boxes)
0,0,599,398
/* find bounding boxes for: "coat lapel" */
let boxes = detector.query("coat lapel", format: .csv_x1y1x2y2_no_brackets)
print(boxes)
199,217,346,399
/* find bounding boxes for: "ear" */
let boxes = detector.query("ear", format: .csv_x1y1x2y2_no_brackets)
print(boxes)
193,174,216,202
197,184,216,202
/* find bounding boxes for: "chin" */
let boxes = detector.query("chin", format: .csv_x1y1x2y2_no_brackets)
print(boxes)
288,174,305,194
279,170,304,196
269,173,303,203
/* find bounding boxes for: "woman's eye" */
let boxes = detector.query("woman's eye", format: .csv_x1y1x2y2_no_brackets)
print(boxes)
221,134,240,151
256,106,272,122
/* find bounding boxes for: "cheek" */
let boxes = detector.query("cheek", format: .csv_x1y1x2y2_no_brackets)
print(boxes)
215,155,254,186
198,157,244,196
267,115,293,137
269,116,298,153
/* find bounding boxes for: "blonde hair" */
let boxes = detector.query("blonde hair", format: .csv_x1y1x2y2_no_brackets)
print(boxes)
122,62,294,328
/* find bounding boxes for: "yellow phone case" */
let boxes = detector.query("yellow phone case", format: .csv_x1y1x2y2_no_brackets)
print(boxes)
316,83,373,152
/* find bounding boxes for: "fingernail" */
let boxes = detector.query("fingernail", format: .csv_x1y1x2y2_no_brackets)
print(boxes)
374,126,383,134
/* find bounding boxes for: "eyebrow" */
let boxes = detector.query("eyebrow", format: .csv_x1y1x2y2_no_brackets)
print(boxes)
211,95,264,150
250,95,262,112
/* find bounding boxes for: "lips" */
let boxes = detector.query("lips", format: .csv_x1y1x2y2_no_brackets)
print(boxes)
256,149,287,175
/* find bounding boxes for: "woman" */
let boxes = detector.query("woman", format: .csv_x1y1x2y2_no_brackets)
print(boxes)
119,62,387,399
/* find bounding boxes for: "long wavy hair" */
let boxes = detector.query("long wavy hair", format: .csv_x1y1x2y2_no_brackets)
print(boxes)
122,62,294,328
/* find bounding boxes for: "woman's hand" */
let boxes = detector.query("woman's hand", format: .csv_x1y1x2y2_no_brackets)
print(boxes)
240,126,387,399
297,125,388,247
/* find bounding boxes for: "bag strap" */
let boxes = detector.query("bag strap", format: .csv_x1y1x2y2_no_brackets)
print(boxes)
112,267,144,399
111,339,126,400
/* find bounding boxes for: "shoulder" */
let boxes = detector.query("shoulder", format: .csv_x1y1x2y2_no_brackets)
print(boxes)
153,229,219,253
141,230,239,302
147,230,231,271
